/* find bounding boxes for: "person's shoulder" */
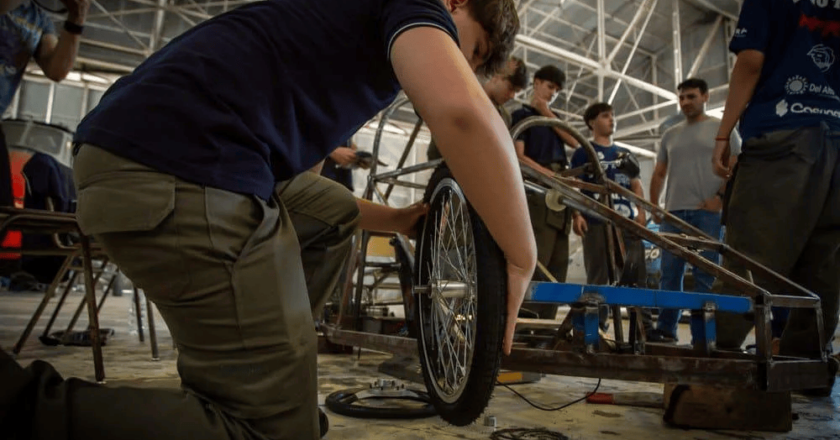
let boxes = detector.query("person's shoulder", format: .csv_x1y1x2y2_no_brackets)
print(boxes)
20,1,46,16
17,1,53,26
510,105,536,128
569,145,586,165
662,121,687,140
614,144,631,155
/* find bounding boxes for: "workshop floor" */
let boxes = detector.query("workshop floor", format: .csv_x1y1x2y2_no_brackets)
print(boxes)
1,290,837,439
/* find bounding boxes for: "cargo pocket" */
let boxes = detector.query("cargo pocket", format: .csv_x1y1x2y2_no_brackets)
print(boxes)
545,206,568,231
76,172,176,236
76,172,187,298
741,126,821,165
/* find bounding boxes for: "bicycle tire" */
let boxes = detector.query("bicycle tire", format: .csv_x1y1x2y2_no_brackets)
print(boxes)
414,165,507,426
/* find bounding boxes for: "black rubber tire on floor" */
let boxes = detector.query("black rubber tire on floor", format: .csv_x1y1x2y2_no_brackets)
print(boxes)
324,387,437,419
414,165,507,426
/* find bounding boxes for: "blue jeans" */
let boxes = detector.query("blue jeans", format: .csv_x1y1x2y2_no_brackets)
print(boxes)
656,209,723,338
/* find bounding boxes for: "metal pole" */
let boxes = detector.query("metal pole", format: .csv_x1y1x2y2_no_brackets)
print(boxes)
652,55,661,121
516,35,678,101
91,0,150,50
383,119,423,201
80,83,90,118
690,0,738,20
608,0,658,103
81,38,149,56
10,87,20,119
45,82,56,124
687,16,723,78
81,235,105,383
526,5,559,37
672,0,683,84
597,0,606,65
606,0,656,65
616,100,675,122
149,0,168,53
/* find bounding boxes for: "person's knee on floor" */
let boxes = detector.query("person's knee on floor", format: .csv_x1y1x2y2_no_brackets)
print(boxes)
13,1,533,439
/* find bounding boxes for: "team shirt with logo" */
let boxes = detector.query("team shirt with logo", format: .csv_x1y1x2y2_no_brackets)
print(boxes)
570,143,638,224
731,0,840,141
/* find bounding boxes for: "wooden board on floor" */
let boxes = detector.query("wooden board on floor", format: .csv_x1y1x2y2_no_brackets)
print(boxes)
663,384,792,432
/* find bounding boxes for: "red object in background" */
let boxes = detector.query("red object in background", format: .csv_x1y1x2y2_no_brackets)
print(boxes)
0,150,34,259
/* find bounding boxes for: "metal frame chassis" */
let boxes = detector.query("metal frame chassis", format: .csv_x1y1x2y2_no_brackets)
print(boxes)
324,97,831,393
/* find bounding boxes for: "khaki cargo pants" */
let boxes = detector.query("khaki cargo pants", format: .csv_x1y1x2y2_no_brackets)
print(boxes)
0,145,361,440
527,190,570,283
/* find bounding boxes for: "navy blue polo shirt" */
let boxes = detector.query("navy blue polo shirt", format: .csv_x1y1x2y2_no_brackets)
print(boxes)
75,0,458,201
570,143,638,224
731,0,840,142
510,105,569,168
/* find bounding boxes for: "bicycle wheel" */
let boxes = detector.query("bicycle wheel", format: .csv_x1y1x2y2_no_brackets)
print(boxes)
414,166,507,426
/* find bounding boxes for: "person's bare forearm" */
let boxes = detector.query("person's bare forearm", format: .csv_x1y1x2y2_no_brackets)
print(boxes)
356,199,400,233
631,179,646,222
717,50,764,138
391,28,537,351
44,31,81,81
649,173,664,206
552,127,580,148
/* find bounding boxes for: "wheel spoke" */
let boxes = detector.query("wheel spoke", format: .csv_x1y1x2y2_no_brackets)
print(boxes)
419,179,480,404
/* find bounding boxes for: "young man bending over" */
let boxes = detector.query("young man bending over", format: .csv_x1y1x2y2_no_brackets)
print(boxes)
0,1,537,439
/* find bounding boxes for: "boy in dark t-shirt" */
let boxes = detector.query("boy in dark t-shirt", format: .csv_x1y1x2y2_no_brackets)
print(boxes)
713,0,840,395
0,1,539,439
570,102,651,335
511,65,578,289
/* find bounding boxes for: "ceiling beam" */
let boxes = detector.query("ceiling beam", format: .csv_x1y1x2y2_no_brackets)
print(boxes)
685,0,739,20
525,6,657,59
608,0,658,103
149,0,168,52
607,0,657,65
516,35,678,101
91,0,149,50
687,15,723,78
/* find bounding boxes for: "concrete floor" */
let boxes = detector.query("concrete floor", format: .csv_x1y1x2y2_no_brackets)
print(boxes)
1,290,838,439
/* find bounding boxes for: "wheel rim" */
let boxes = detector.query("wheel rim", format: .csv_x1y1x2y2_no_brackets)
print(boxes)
418,178,477,404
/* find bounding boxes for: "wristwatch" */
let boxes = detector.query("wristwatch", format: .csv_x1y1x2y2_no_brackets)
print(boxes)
64,21,84,35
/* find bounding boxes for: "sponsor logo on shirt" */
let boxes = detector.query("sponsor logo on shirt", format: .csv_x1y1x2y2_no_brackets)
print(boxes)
785,75,839,99
798,0,840,10
777,100,790,117
734,28,748,38
808,44,836,72
799,13,840,37
785,75,809,94
776,99,840,118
